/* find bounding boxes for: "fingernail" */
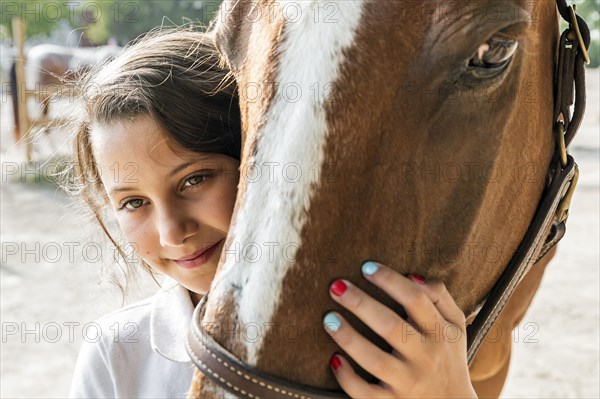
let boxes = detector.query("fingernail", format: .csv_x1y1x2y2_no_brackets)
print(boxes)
361,261,379,276
323,312,341,333
330,355,342,371
330,280,347,296
409,274,426,284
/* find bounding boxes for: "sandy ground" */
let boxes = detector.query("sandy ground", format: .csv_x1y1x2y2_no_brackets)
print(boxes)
0,68,599,398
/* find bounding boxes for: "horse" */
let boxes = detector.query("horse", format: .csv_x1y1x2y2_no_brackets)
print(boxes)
9,43,121,140
186,1,589,397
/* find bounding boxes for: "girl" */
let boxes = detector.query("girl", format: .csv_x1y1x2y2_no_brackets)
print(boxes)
67,29,476,398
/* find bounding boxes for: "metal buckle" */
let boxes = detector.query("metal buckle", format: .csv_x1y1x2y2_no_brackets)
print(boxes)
568,5,591,65
555,120,568,168
556,165,579,223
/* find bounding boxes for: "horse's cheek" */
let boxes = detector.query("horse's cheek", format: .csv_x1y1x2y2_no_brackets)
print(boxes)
187,370,203,399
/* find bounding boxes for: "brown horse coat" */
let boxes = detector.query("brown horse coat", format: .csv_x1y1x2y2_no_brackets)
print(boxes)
191,1,563,397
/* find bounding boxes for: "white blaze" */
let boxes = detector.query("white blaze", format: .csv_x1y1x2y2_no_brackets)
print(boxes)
209,0,366,366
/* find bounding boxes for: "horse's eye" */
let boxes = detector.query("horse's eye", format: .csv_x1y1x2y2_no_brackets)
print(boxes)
468,36,518,70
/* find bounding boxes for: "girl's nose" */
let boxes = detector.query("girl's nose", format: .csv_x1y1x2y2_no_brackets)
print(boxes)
156,206,198,247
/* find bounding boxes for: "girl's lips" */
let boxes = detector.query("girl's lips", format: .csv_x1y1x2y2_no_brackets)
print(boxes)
174,239,224,269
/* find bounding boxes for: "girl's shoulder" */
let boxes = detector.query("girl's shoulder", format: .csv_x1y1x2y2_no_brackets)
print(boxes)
91,277,194,361
94,295,155,330
80,293,155,360
94,277,187,333
69,278,195,398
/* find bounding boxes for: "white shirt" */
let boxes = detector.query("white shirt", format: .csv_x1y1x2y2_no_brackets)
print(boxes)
69,278,196,398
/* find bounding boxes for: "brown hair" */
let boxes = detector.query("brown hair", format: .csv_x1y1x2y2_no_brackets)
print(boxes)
66,27,240,292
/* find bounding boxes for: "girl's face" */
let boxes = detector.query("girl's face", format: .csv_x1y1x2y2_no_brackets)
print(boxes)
91,115,240,302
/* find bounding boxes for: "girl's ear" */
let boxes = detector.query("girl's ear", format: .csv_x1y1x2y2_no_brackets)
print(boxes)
211,0,253,72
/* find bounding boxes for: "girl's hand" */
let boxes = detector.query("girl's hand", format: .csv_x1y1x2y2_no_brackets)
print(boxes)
323,262,477,398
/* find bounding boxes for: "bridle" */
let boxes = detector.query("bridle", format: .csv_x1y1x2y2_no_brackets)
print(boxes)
466,0,590,362
186,1,591,397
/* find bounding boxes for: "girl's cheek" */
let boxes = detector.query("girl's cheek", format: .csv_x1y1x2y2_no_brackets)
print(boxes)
118,217,147,251
217,183,240,227
116,215,134,237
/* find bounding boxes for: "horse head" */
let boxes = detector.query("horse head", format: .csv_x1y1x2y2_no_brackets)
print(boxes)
189,1,577,397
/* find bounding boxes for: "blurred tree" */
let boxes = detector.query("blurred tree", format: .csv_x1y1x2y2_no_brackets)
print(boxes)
0,23,9,41
574,0,600,67
0,0,597,65
0,0,77,38
0,0,223,45
85,0,224,45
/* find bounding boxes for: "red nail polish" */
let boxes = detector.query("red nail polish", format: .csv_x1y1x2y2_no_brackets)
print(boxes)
410,274,426,284
330,355,342,371
330,280,347,296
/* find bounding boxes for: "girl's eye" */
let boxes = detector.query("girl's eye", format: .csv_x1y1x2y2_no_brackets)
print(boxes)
183,174,210,188
122,198,147,211
466,35,518,79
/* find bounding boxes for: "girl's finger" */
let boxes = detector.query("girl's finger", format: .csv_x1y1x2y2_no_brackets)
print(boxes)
360,262,446,334
329,354,392,399
411,277,466,328
328,279,421,350
323,311,405,385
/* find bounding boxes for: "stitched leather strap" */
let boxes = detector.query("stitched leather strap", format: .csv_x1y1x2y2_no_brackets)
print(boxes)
466,156,578,363
186,295,349,399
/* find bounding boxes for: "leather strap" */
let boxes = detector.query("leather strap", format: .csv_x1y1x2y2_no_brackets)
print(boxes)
186,1,590,397
186,294,349,399
466,156,578,363
466,0,590,363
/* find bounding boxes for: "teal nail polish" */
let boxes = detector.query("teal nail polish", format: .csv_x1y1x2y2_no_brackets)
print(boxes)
361,261,379,276
323,312,341,333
